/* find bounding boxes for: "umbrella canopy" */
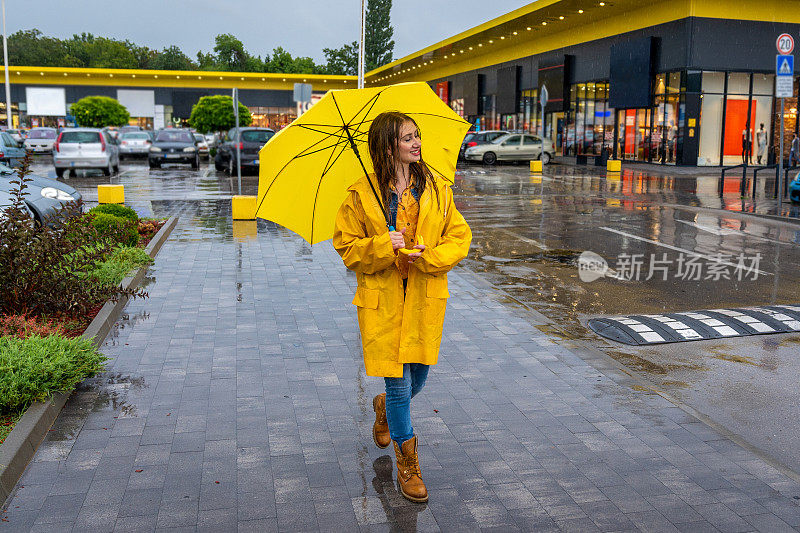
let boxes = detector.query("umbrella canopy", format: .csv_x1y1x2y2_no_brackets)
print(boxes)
255,82,471,244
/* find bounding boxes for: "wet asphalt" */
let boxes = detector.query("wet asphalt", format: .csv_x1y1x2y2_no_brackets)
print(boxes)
33,154,800,475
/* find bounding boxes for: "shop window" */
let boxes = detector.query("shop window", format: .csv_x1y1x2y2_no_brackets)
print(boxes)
753,74,774,95
668,72,682,94
727,72,751,95
699,94,724,165
702,72,725,93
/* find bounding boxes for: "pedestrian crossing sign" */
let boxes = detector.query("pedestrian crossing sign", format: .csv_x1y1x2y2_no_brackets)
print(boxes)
777,54,794,76
776,55,794,97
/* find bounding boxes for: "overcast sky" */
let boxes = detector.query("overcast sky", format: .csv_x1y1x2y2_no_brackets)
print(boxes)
7,1,532,64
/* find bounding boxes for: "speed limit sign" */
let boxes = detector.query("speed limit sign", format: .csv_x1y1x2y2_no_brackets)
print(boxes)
777,33,794,55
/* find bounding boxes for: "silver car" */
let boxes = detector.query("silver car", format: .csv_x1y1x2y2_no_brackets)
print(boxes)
24,127,58,153
0,163,81,224
464,133,555,165
53,128,120,177
193,133,210,159
119,131,152,159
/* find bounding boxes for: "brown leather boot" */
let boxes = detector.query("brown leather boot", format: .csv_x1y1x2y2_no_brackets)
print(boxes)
372,393,391,449
393,435,428,502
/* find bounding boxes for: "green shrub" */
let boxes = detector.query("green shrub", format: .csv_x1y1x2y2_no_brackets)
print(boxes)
88,213,139,247
0,156,145,317
87,246,153,288
88,204,139,222
0,334,107,413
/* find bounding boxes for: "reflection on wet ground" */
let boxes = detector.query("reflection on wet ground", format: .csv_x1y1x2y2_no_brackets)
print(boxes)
9,156,800,525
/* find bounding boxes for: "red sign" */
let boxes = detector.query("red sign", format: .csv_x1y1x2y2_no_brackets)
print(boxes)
777,33,794,55
435,82,449,104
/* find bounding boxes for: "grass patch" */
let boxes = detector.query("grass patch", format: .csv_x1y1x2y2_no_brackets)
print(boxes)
86,246,153,288
0,335,107,413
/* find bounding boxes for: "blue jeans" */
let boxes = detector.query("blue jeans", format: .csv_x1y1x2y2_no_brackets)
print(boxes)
384,363,429,446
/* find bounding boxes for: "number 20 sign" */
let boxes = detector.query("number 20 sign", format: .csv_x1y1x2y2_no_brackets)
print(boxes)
777,33,795,55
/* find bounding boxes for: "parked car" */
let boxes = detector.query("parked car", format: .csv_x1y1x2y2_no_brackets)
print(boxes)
215,127,275,174
119,131,152,159
148,129,199,169
0,163,81,224
53,128,120,177
0,131,27,167
0,188,35,220
193,133,210,160
459,130,509,160
464,133,555,165
790,172,800,203
102,126,120,140
24,127,58,153
119,125,143,134
6,129,25,146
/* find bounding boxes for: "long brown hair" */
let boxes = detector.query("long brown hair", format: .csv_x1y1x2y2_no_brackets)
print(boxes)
367,111,439,213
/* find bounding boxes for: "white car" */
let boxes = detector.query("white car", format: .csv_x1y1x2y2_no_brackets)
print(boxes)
465,133,555,165
119,131,152,158
193,133,210,159
53,128,120,177
24,127,58,153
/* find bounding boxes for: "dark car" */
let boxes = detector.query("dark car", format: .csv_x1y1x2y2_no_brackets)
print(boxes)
0,163,81,224
215,127,275,175
148,129,200,169
459,130,509,160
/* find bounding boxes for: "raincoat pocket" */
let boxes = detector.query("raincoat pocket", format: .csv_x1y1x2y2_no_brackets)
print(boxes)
426,276,450,299
352,287,380,309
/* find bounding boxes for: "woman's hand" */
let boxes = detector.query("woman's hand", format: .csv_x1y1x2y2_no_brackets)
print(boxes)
389,227,406,251
407,244,426,263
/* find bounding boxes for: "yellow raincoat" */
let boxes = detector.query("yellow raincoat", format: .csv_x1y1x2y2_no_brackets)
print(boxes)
333,174,472,378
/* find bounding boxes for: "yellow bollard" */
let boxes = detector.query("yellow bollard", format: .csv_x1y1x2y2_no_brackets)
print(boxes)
529,160,543,173
232,196,257,220
97,184,124,204
606,159,622,173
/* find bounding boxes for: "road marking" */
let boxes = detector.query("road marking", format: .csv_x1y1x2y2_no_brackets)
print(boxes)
497,228,550,250
203,166,214,178
676,219,792,246
599,226,772,276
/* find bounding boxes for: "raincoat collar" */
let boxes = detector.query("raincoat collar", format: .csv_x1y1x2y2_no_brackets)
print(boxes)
348,174,444,232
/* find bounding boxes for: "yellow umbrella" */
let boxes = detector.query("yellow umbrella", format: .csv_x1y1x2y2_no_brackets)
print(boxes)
255,82,471,244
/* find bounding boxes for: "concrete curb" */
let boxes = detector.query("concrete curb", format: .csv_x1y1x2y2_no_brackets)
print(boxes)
0,215,178,506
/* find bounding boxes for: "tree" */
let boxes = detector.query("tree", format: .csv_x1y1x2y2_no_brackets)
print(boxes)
188,95,251,134
365,0,394,71
3,29,79,68
323,41,358,75
150,46,196,71
214,34,251,71
70,96,130,128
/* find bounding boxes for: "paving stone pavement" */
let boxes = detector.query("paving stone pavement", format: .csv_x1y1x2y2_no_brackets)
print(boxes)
3,200,800,532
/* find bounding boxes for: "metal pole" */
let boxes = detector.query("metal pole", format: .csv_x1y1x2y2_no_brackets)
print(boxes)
233,87,242,195
2,0,11,129
358,0,366,88
779,97,784,212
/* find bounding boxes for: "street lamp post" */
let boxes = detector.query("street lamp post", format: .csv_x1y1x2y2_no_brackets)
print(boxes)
2,0,11,129
358,0,365,88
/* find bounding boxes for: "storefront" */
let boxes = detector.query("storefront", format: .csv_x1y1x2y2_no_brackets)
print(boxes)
370,0,800,167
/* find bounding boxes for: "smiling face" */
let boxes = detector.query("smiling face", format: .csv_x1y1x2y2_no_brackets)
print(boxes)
395,121,421,165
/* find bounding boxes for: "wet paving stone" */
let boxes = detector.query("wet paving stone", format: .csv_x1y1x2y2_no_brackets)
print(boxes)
2,162,800,531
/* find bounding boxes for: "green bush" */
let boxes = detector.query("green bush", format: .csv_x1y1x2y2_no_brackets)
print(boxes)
88,204,138,222
88,213,139,247
87,246,153,288
0,335,107,413
70,96,130,128
0,156,144,317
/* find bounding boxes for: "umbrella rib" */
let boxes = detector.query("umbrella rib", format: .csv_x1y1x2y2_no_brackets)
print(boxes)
404,112,470,124
296,133,356,160
255,128,347,216
344,90,386,128
295,124,348,136
310,132,353,244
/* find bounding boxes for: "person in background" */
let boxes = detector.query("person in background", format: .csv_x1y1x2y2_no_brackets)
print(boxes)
756,124,768,165
790,133,799,167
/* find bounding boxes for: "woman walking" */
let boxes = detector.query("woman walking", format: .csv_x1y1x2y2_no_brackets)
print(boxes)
333,111,471,503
